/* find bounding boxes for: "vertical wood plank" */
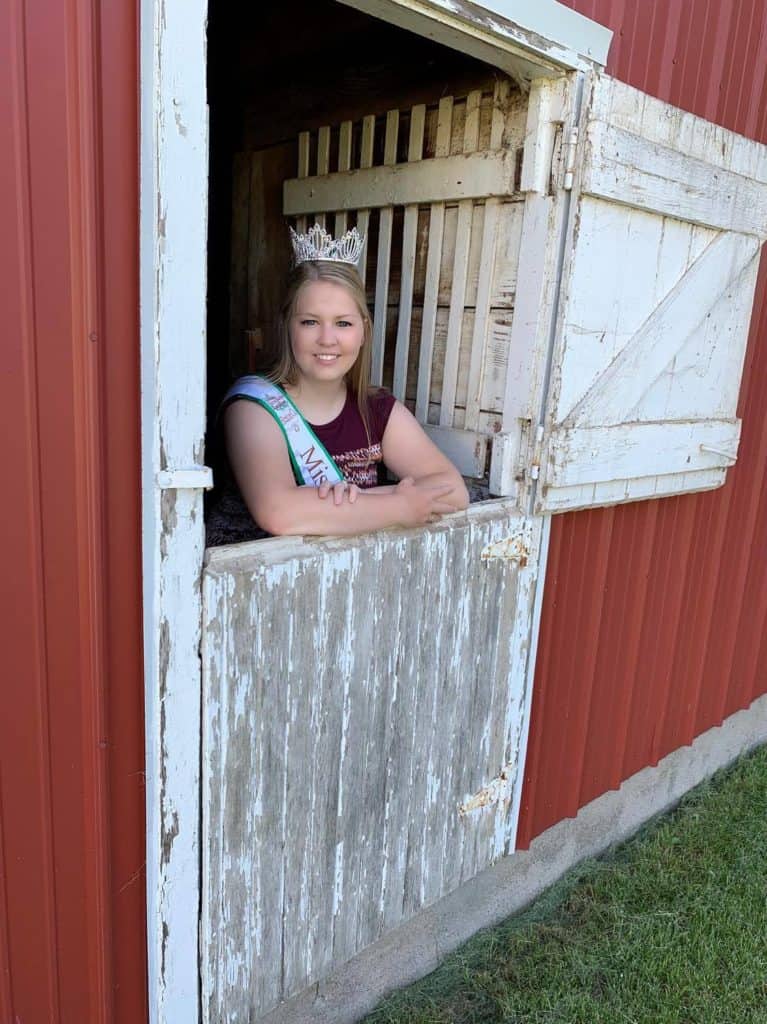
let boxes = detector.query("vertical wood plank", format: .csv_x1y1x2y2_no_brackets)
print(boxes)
416,96,453,421
372,110,399,385
465,83,509,432
316,126,331,229
393,105,425,400
464,202,500,432
356,115,375,284
335,121,353,237
440,91,481,427
296,131,310,234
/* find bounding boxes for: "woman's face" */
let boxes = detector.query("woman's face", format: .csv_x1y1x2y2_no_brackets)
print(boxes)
289,280,365,386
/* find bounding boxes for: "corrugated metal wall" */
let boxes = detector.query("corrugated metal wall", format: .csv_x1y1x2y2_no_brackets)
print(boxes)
518,0,767,847
0,0,146,1020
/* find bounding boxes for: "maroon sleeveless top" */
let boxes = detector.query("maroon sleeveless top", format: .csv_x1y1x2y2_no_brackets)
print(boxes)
309,387,396,488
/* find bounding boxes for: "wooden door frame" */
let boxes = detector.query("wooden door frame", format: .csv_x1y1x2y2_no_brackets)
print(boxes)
140,1,210,1022
138,2,609,1022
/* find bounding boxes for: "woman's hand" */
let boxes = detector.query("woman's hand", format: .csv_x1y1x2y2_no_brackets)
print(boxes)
317,480,359,506
394,476,456,526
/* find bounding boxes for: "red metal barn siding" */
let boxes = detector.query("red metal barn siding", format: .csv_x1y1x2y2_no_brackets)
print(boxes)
1,0,147,1020
518,0,767,847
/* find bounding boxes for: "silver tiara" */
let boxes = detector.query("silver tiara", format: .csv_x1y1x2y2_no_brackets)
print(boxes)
290,223,365,267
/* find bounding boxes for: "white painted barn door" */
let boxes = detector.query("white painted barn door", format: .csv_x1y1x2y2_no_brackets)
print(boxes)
535,74,767,513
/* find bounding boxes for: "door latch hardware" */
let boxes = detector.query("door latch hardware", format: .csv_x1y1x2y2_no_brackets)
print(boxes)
699,444,737,465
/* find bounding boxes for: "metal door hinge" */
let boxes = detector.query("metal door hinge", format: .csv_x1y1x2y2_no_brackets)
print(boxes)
530,424,545,481
562,126,579,190
157,466,214,490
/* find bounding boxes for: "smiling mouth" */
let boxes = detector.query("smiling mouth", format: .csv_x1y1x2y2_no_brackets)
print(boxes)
315,354,340,362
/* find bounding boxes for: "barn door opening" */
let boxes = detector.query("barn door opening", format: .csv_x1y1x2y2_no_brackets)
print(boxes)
205,0,531,508
201,1,552,1019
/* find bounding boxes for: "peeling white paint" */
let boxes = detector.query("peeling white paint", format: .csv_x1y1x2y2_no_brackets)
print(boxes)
202,506,545,1019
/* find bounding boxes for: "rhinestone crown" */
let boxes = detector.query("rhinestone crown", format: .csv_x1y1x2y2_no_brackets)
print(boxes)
290,223,365,267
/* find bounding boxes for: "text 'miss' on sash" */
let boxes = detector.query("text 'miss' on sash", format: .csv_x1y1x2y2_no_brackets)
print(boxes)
221,375,345,488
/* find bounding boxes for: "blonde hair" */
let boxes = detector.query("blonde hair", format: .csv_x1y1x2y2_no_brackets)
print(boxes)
270,260,375,433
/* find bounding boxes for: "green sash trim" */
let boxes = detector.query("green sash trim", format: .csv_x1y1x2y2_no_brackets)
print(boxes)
221,375,345,487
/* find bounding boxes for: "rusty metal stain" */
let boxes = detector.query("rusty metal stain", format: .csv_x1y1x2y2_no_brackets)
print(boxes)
459,763,516,816
481,535,529,565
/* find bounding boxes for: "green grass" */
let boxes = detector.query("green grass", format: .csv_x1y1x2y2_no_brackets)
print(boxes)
364,745,767,1024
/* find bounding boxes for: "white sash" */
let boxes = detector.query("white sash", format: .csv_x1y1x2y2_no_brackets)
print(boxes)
222,375,345,487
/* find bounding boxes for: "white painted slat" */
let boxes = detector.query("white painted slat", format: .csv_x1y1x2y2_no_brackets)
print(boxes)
372,110,399,385
315,125,331,229
356,115,375,283
440,91,481,428
463,199,500,431
490,79,510,150
544,420,741,489
296,131,310,234
537,468,728,514
284,149,517,214
583,119,767,237
335,121,353,236
464,85,508,431
416,96,453,422
591,75,767,184
393,105,425,401
463,88,481,151
438,208,471,423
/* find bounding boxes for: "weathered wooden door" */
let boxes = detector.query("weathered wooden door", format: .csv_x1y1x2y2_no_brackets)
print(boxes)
534,74,767,513
202,507,545,1020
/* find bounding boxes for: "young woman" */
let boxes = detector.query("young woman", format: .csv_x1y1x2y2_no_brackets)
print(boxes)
219,225,469,539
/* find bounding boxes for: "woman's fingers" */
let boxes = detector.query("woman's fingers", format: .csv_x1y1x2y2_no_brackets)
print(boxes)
317,481,356,505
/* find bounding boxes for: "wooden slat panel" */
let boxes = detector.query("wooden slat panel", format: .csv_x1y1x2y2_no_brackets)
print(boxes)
404,306,514,416
440,91,481,428
464,200,501,429
416,96,453,421
284,149,517,214
335,120,353,236
356,115,375,283
465,82,509,430
202,507,543,1020
315,125,331,229
372,110,399,385
393,105,425,400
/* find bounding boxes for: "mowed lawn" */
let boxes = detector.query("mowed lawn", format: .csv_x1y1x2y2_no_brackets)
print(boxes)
364,744,767,1024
